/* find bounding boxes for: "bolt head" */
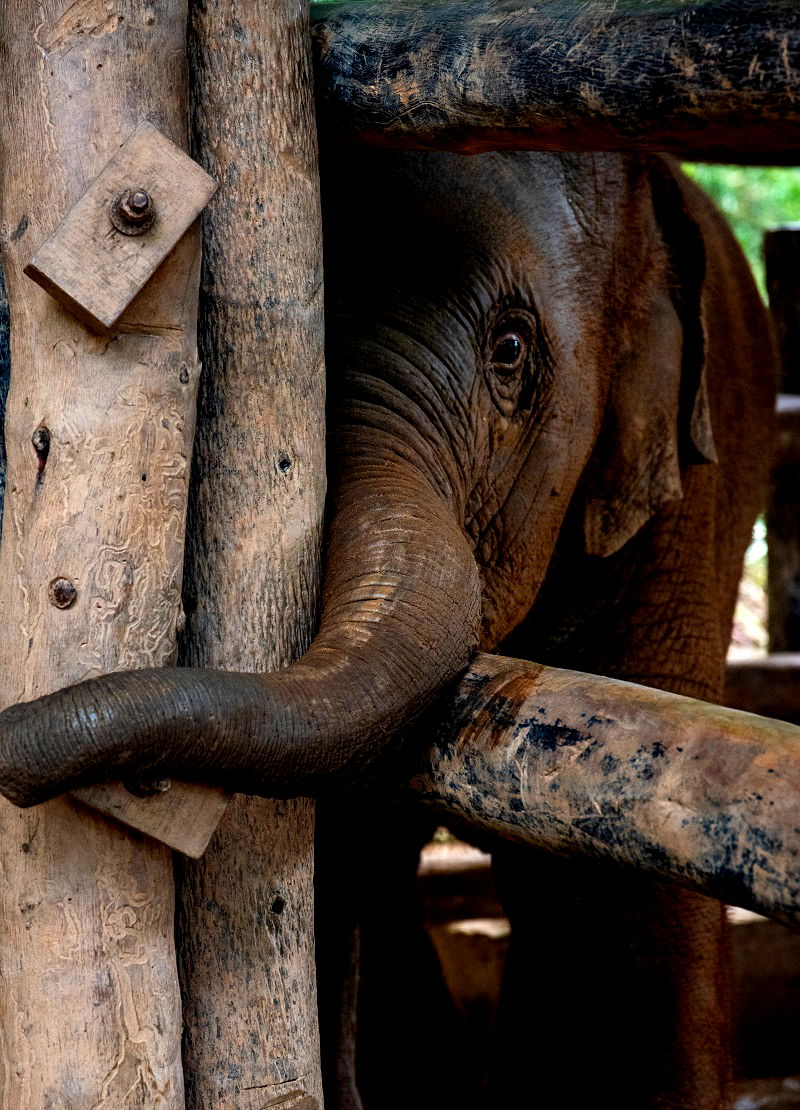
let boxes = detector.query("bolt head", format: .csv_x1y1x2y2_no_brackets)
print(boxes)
128,190,151,214
110,188,156,235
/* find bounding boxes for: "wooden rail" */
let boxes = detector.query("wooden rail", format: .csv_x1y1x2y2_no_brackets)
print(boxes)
311,0,800,161
726,654,800,721
391,654,800,930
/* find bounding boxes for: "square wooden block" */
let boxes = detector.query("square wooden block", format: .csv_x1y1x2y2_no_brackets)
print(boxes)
25,121,216,333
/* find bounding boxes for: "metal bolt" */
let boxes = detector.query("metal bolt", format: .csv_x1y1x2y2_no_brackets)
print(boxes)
110,188,156,235
48,577,77,609
123,776,172,798
127,190,150,214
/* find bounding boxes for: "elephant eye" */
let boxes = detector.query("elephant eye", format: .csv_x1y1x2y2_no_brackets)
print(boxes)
485,309,544,418
491,332,526,373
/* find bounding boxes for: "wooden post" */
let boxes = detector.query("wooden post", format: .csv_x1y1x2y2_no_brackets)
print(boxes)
766,228,800,393
177,1,326,1105
766,229,800,653
0,1,201,1103
311,0,800,160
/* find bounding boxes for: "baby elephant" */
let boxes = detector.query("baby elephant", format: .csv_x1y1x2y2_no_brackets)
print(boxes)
0,147,776,1108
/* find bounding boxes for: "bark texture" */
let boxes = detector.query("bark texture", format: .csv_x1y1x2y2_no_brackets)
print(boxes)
177,0,326,1104
0,1,199,1103
311,0,800,161
389,653,800,931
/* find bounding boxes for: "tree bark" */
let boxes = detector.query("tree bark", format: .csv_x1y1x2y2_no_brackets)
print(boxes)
0,0,198,1103
311,0,800,162
387,653,800,931
177,1,326,1105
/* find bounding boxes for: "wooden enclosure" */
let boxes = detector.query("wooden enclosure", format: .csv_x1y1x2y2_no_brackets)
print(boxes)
0,0,799,1105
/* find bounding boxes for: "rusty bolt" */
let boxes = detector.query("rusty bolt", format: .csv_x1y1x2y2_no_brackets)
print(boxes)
110,188,156,235
123,776,172,798
48,577,77,609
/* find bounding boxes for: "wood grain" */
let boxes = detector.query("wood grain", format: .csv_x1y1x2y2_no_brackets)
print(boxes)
389,653,800,931
311,0,800,161
25,123,216,334
0,0,202,1103
177,0,326,1104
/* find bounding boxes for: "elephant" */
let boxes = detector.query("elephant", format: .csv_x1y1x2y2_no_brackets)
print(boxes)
0,146,777,1108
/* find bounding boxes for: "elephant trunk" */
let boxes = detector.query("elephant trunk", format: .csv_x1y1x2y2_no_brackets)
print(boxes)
0,448,482,805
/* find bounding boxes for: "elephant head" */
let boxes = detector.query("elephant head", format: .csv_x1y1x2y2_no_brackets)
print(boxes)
0,149,733,806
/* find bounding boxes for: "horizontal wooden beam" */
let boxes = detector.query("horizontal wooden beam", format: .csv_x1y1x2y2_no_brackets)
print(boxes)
726,653,800,722
311,0,800,161
389,654,800,929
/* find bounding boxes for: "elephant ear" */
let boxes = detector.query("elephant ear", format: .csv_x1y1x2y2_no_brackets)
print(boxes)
582,157,718,559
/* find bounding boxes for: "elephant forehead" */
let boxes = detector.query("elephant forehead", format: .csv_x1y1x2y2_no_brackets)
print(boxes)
322,148,623,279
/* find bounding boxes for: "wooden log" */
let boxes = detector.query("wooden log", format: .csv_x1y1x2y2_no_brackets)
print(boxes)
389,654,800,930
0,0,198,1103
176,0,326,1105
311,0,800,161
767,230,800,652
726,653,800,722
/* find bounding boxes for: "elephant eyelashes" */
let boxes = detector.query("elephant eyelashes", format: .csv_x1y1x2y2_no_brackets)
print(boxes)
485,309,544,417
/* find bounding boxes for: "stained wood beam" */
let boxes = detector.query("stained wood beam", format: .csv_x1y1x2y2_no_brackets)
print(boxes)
311,0,800,162
726,654,800,722
390,654,800,930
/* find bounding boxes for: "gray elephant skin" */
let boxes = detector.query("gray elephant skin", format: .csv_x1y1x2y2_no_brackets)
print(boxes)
0,148,777,1108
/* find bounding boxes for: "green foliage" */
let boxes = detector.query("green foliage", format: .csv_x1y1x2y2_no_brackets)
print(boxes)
682,163,800,298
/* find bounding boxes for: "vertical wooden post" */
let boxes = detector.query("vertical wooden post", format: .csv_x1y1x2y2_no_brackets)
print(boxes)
0,1,199,1104
766,227,800,394
177,1,326,1105
766,227,800,652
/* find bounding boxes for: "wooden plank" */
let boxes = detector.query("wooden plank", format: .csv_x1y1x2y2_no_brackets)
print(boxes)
73,778,231,858
311,0,800,161
388,653,800,931
176,0,326,1104
0,0,199,1102
25,123,216,334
